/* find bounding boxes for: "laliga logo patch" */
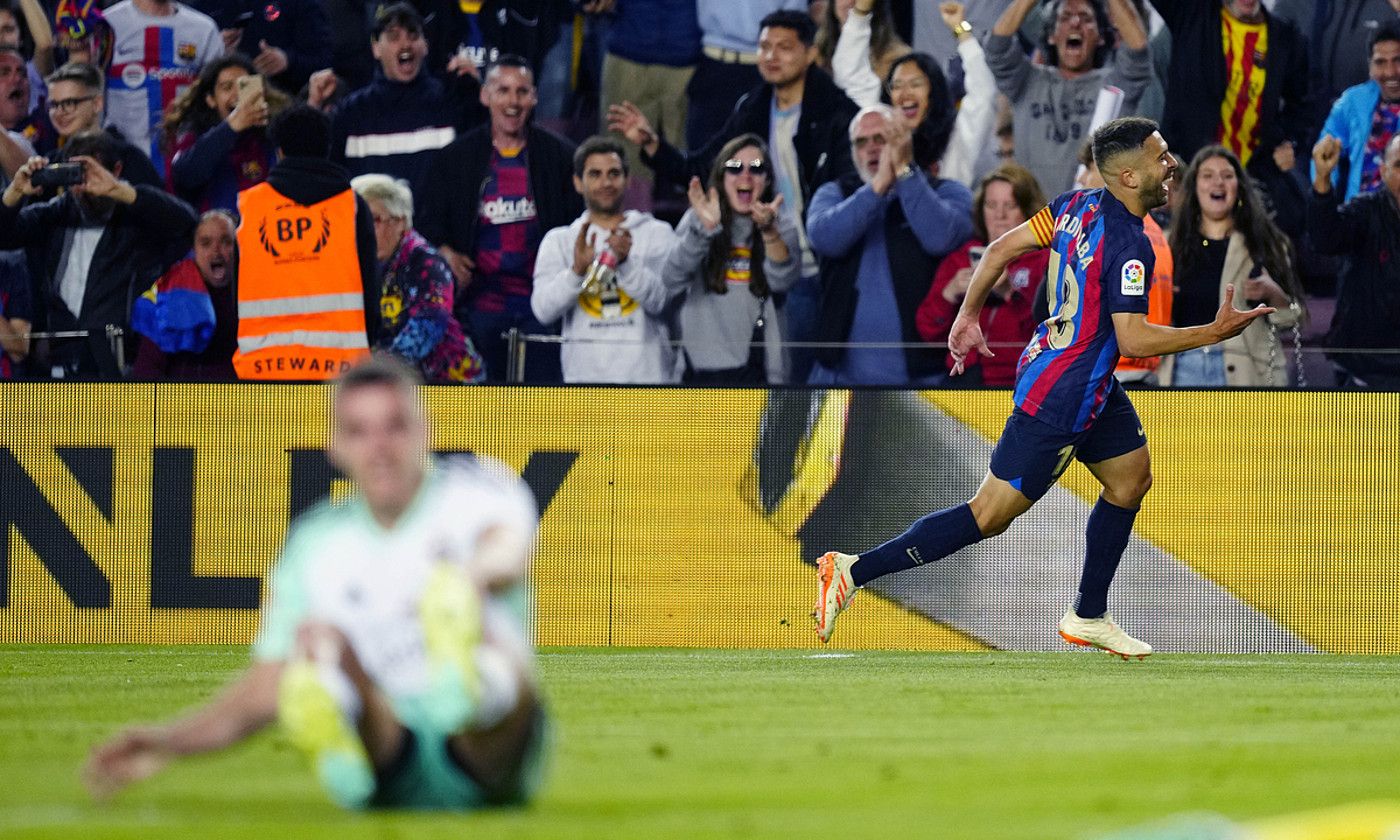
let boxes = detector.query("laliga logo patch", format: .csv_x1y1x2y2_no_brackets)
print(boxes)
1121,259,1146,296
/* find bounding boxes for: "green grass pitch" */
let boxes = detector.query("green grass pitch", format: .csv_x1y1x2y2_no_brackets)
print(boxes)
2,647,1399,839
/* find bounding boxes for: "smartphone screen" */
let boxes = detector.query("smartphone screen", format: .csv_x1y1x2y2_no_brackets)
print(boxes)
236,74,264,103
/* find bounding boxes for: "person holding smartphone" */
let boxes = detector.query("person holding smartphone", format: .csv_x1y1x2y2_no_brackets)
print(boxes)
0,133,198,378
163,54,288,213
915,163,1048,386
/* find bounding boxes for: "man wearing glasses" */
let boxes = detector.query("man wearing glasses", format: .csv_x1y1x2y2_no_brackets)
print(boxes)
805,104,972,386
34,61,161,189
986,0,1152,195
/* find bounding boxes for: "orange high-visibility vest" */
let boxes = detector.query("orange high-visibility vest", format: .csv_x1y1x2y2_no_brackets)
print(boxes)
233,184,369,380
1116,213,1174,378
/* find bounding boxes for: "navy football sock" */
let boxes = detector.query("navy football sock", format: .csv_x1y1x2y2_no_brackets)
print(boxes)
1074,497,1139,619
851,503,984,586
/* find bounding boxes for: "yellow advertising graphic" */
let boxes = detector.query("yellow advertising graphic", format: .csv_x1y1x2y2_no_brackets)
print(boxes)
1,385,1396,653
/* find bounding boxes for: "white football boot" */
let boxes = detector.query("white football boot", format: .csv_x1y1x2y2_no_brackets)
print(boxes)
1058,608,1152,660
812,552,858,644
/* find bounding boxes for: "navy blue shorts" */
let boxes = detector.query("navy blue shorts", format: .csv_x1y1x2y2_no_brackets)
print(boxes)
988,386,1147,501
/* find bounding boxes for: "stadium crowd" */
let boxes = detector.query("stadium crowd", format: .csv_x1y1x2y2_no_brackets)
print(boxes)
0,0,1397,388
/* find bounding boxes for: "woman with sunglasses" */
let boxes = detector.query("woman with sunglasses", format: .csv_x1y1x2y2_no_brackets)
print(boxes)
662,134,799,384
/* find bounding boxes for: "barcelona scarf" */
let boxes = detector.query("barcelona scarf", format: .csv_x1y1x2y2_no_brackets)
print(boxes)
130,259,216,354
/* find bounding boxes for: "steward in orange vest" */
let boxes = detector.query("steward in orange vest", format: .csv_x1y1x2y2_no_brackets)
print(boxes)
233,105,380,380
1113,213,1174,383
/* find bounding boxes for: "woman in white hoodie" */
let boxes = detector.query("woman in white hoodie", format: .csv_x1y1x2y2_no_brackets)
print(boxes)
662,133,800,384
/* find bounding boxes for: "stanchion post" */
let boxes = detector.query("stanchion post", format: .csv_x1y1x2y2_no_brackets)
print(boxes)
505,327,527,383
106,325,125,375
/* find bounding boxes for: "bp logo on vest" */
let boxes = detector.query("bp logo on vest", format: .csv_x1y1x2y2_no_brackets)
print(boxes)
258,202,332,261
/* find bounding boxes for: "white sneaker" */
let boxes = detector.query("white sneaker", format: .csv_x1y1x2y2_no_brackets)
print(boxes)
812,552,858,644
1058,608,1152,660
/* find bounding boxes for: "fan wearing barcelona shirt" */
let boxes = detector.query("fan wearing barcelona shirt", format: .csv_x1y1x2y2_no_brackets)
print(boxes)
811,117,1273,658
68,0,225,177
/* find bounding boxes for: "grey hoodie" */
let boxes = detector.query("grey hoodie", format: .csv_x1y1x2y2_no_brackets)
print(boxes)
662,209,800,382
985,32,1153,195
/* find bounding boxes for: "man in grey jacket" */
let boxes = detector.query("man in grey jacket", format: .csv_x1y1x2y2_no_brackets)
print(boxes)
531,136,677,384
985,0,1151,195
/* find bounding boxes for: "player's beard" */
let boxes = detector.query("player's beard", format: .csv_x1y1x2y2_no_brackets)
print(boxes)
1138,176,1168,211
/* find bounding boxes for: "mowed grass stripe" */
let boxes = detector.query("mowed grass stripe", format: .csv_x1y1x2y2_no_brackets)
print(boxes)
2,647,1398,839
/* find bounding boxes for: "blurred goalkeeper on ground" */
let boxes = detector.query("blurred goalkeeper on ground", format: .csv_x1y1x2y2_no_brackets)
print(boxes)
86,355,546,809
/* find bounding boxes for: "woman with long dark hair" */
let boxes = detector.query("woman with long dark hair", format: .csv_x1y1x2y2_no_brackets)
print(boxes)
837,2,995,186
661,133,800,384
1164,145,1304,386
823,0,909,101
163,54,289,213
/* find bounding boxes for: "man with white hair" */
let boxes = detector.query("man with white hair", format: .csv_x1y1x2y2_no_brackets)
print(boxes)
806,104,973,386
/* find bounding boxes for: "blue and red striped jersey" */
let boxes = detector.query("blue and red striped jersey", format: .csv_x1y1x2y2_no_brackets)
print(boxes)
1013,188,1153,432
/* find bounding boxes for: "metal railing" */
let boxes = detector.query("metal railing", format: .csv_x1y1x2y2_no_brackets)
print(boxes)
498,329,1400,387
2,326,1397,387
13,327,127,377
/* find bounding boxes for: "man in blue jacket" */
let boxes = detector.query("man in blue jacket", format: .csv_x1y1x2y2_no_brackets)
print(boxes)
806,105,972,386
1313,21,1400,201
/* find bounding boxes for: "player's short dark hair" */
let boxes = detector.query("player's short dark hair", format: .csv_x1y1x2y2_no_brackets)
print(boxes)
1370,20,1400,56
270,104,330,159
484,53,533,85
63,130,119,170
573,135,628,178
1092,116,1159,171
371,2,423,38
334,354,424,407
45,60,103,94
759,10,817,46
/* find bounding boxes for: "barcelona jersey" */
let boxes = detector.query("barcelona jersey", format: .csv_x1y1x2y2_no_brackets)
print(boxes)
1014,188,1153,433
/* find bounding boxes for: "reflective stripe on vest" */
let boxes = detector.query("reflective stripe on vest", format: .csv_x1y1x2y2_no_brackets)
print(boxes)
233,184,369,380
238,292,367,320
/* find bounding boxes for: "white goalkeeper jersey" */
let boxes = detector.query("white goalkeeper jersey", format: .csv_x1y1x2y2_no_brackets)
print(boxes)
253,457,538,706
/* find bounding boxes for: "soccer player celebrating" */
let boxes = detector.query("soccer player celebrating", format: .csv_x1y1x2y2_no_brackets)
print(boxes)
812,117,1273,658
86,356,546,808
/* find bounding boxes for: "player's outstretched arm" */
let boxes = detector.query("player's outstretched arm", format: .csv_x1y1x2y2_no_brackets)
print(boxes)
1111,283,1275,358
948,218,1044,374
85,660,283,799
